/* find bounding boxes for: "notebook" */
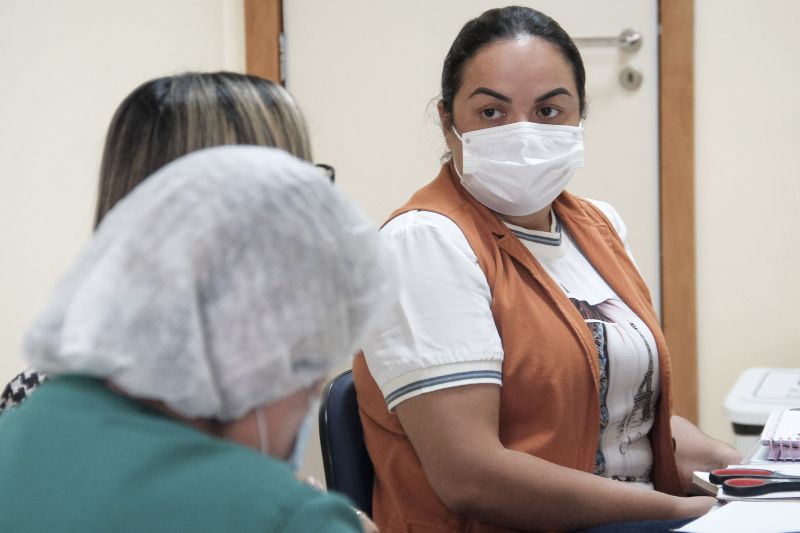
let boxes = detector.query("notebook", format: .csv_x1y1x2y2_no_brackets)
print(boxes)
760,409,800,461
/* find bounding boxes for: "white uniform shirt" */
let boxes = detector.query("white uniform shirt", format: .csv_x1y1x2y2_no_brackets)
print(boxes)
362,200,659,486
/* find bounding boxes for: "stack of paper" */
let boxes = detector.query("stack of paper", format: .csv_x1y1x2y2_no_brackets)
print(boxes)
675,502,800,533
760,409,800,461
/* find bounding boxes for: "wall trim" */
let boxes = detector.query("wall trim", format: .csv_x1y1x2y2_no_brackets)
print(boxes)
244,0,282,82
659,0,698,422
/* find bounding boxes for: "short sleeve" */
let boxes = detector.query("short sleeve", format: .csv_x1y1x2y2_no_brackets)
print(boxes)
361,211,503,411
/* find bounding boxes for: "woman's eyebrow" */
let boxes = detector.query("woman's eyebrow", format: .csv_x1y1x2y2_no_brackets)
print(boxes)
467,86,572,103
535,87,572,103
468,87,511,102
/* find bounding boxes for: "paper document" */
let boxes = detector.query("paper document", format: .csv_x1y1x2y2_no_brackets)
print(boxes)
675,501,800,533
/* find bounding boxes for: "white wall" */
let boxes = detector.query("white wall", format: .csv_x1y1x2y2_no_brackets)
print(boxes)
695,0,800,442
0,0,245,383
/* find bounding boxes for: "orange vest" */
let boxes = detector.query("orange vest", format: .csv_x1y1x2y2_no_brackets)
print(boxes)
353,165,683,532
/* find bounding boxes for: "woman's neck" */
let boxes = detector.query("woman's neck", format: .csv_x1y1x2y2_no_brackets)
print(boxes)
499,207,552,232
105,379,222,436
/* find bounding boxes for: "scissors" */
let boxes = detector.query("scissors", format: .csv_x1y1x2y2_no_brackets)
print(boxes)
709,468,800,484
721,478,800,497
708,468,800,497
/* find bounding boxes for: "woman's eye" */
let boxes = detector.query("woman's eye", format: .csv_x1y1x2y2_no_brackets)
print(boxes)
481,108,503,119
539,107,561,118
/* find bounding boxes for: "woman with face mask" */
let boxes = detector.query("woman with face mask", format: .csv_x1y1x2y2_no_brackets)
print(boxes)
355,6,740,533
0,146,395,531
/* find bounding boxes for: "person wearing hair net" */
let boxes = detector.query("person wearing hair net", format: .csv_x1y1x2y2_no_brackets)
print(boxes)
0,145,395,532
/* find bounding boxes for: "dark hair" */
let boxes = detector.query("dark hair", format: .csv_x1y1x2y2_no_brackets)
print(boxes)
94,72,312,226
440,6,586,120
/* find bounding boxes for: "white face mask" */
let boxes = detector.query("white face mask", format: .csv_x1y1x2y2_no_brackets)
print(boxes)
452,121,584,216
256,407,270,455
255,398,319,472
286,399,319,472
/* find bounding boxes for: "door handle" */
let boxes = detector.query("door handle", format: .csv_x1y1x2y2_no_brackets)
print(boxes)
573,28,642,52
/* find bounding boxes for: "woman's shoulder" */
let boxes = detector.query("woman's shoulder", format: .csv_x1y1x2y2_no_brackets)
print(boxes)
383,210,477,261
580,198,628,241
384,209,464,235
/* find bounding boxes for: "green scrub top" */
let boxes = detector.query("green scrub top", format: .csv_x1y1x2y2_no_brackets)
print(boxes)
0,375,362,532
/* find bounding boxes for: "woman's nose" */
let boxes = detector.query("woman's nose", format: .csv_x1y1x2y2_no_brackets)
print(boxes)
511,112,531,124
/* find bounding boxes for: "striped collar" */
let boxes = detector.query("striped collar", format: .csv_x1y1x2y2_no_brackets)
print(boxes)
504,210,567,259
505,209,562,245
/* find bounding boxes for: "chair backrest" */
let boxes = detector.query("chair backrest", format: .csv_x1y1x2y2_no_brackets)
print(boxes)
318,369,374,517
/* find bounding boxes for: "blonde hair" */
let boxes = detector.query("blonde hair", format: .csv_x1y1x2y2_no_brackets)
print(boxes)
95,72,312,226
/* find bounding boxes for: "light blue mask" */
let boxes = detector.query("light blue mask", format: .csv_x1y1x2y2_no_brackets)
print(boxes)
287,399,320,472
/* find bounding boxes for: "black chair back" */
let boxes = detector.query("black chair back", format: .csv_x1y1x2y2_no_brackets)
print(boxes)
318,369,374,517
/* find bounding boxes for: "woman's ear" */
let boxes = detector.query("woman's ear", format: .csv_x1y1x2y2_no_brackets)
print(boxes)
438,100,456,155
437,100,452,133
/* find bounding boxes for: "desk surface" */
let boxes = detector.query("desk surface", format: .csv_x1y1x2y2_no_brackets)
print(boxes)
680,449,800,533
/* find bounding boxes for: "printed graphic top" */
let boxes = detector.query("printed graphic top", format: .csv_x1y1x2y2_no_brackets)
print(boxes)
361,200,660,486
